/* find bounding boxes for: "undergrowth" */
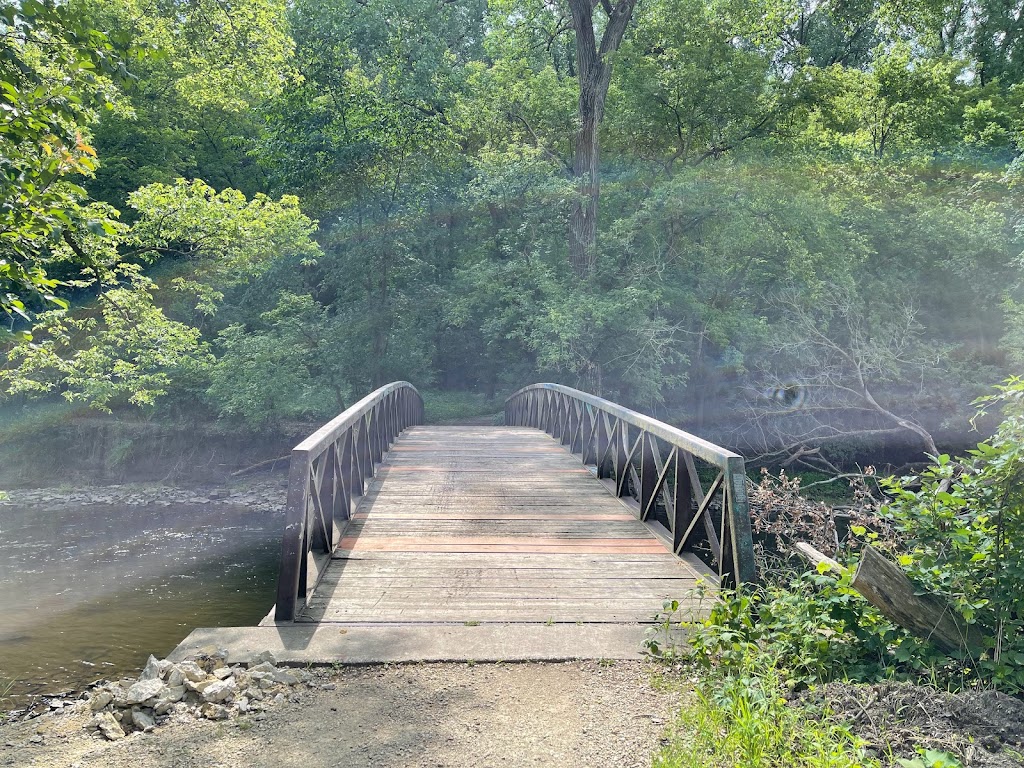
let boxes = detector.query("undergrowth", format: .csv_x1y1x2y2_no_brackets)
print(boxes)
652,660,879,768
649,378,1024,768
420,390,502,424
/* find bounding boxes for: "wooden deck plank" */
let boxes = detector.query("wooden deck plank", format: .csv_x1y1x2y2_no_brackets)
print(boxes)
297,425,714,626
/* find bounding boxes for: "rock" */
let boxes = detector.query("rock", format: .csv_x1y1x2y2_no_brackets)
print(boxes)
236,697,250,714
166,667,186,688
272,693,286,705
94,712,124,741
29,735,43,744
165,685,187,703
249,662,277,675
186,678,217,694
108,685,129,708
131,708,156,733
272,669,302,686
177,661,206,682
140,655,171,681
150,685,186,715
125,678,165,705
199,704,230,721
201,678,236,704
248,651,277,668
212,667,234,680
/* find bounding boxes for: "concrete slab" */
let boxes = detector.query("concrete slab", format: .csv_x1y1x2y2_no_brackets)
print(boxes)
167,623,683,665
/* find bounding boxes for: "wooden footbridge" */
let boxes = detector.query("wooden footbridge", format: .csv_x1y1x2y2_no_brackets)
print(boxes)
174,382,756,663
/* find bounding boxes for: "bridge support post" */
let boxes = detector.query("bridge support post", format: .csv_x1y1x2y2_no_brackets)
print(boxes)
724,456,756,587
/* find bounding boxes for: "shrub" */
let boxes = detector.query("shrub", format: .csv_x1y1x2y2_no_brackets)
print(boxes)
879,377,1024,690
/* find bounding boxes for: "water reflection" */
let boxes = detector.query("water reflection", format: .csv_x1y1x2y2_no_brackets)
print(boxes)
0,503,282,707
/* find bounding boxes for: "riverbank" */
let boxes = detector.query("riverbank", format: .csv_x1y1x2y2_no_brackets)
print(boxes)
1,660,673,768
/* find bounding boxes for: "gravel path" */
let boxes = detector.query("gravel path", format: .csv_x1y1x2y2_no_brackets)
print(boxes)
1,661,676,768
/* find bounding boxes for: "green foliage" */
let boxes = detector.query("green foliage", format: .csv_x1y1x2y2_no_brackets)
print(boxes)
679,574,913,688
3,270,211,410
0,0,124,318
897,748,964,768
4,0,1024,449
127,179,322,313
2,182,320,412
654,629,879,768
421,391,501,424
879,377,1024,690
207,292,348,427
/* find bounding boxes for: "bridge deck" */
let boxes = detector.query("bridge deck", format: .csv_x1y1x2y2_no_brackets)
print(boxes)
297,426,712,626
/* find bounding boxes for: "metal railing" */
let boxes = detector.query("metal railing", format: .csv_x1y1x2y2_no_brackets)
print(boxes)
505,383,756,587
274,382,424,622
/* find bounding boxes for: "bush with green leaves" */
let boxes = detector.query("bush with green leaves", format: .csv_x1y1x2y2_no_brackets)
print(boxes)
671,379,1024,695
652,589,883,768
672,574,899,689
878,377,1024,690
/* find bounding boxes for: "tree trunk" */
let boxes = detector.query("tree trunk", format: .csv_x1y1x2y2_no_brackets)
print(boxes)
850,544,985,656
565,0,639,277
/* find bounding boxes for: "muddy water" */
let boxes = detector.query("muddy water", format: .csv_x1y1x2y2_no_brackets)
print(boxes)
0,503,282,708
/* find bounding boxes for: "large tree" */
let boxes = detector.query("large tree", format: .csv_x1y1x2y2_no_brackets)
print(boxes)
565,0,640,276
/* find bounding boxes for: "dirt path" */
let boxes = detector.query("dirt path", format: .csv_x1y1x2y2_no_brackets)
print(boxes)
1,661,676,768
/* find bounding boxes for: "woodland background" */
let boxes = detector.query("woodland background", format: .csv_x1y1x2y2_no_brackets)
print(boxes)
4,0,1024,478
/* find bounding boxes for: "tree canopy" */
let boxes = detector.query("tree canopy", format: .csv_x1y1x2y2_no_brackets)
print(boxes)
3,0,1024,467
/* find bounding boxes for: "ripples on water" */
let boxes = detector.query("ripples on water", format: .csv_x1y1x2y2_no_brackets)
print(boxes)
0,503,283,708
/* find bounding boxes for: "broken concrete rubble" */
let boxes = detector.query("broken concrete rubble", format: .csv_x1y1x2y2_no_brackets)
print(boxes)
83,652,310,741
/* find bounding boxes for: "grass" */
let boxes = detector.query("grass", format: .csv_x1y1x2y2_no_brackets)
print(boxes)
0,400,88,444
420,390,503,425
653,665,880,768
1,675,15,709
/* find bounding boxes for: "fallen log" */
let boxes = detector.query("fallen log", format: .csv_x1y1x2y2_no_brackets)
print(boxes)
792,541,844,576
850,544,985,656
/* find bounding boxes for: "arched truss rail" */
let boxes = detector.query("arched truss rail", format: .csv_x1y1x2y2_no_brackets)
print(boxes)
274,382,424,622
505,383,756,587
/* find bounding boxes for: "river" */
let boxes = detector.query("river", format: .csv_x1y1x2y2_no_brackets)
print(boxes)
0,502,282,710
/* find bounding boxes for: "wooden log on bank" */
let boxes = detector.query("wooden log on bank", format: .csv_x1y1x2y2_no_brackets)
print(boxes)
850,544,984,656
792,541,843,575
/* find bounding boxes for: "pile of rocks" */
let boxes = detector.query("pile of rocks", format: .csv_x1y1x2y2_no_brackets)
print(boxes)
86,651,307,741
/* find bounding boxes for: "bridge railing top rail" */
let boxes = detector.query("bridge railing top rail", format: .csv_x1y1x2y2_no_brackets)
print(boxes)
506,383,741,468
294,381,419,456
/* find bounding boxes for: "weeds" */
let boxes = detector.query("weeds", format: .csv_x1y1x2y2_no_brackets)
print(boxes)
653,654,879,768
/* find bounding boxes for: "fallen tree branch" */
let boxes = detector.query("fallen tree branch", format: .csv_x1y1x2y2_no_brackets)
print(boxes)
230,455,290,477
